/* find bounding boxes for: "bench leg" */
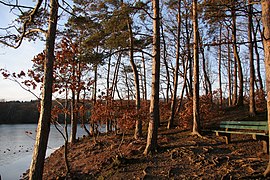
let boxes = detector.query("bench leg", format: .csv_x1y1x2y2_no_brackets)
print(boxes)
224,134,231,144
262,139,269,154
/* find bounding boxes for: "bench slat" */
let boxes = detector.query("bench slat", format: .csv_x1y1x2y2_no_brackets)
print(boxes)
220,124,268,131
213,130,267,136
220,121,268,126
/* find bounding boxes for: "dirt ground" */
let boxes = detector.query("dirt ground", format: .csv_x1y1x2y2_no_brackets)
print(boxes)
23,108,270,179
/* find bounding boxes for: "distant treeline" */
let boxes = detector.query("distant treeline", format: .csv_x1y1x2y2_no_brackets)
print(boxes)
0,101,39,124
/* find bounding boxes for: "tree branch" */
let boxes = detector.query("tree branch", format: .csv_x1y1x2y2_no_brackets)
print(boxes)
0,0,34,9
0,0,44,48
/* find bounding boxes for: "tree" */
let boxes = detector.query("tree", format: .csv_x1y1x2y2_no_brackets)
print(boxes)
248,0,256,116
262,0,270,177
231,0,244,107
144,0,160,155
167,0,182,129
192,0,201,135
29,0,58,179
0,0,59,178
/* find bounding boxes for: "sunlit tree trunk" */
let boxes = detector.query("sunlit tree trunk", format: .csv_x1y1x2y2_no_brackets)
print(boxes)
142,53,147,101
192,0,201,135
185,7,193,98
253,22,263,90
29,0,58,179
248,0,256,116
144,0,160,155
232,1,244,106
252,24,263,90
218,26,223,109
262,0,270,177
161,21,171,103
168,0,181,129
232,55,238,105
127,19,142,139
227,28,232,106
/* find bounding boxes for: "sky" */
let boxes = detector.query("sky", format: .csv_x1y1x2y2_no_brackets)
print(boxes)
0,2,44,101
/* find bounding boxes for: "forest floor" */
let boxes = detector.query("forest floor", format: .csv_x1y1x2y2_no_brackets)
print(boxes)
24,106,270,179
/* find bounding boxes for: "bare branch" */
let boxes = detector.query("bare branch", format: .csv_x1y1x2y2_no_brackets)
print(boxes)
25,28,47,36
0,0,44,48
58,0,77,17
0,0,34,9
7,77,41,100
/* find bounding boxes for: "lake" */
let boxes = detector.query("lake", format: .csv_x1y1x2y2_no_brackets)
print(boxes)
0,124,91,179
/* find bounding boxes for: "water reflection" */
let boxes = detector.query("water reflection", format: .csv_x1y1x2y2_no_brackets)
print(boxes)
0,124,89,179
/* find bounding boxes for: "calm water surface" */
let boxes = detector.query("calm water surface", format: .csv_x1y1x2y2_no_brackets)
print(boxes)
0,124,89,180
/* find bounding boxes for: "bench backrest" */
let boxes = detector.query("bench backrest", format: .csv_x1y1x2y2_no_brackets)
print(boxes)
220,121,268,131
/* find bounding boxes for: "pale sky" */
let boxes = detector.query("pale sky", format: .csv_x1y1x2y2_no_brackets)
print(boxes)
0,42,44,101
0,2,44,101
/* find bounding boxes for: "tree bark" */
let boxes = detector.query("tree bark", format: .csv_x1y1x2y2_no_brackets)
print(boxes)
112,53,121,100
161,21,171,103
106,54,111,132
144,0,160,155
142,53,147,101
218,26,223,109
127,19,142,139
201,43,212,100
185,7,193,98
232,1,244,107
28,0,58,179
262,0,270,177
70,89,77,144
192,0,201,135
167,0,181,129
232,52,238,105
253,22,264,90
248,0,256,116
227,28,232,106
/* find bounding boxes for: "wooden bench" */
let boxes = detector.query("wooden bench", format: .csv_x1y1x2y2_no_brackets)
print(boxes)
214,121,269,153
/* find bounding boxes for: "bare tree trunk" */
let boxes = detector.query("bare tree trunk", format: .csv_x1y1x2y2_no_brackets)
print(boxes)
93,64,98,102
142,53,147,101
232,54,238,105
176,59,189,114
199,33,212,102
106,54,111,132
218,26,223,109
185,7,193,98
161,21,171,103
248,0,256,116
261,0,270,177
70,59,78,144
192,0,201,135
144,0,160,155
201,45,211,97
167,0,181,129
227,28,232,106
64,88,70,173
232,2,244,107
127,20,142,139
28,0,58,179
253,23,264,90
112,53,121,100
70,89,77,144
